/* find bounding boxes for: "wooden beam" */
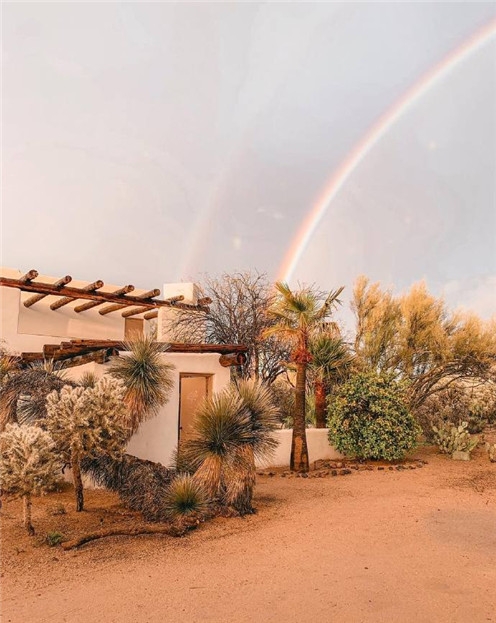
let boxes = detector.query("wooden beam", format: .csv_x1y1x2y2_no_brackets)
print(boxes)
24,275,72,307
50,280,104,311
121,306,150,318
165,295,185,304
74,285,135,313
55,339,247,354
198,297,213,306
19,270,38,283
219,353,248,367
0,277,208,311
99,289,161,316
143,310,158,320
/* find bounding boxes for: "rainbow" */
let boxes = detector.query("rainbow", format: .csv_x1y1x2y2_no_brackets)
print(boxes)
277,18,496,283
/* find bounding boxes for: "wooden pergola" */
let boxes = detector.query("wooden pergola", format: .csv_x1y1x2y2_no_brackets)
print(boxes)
0,269,212,319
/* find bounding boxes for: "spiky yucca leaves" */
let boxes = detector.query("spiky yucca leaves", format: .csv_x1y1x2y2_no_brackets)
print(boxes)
225,381,280,513
108,337,175,435
45,377,129,511
79,371,98,388
162,474,210,521
182,392,253,501
0,424,62,534
182,382,280,514
0,369,77,432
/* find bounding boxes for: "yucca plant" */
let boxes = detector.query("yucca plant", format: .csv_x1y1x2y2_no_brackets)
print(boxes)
108,337,175,435
181,381,280,514
162,474,210,520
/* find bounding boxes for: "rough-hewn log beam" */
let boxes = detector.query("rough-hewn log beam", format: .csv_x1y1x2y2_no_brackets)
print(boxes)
24,275,72,307
50,280,104,311
198,297,213,306
143,310,158,320
219,352,248,367
99,289,161,316
74,285,135,313
59,339,247,354
121,306,150,318
0,278,208,312
165,295,185,304
19,270,38,283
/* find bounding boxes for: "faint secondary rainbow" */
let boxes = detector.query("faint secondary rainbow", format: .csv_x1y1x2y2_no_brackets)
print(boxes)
277,18,496,283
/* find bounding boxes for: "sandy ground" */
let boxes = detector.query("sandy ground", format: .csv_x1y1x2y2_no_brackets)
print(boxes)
2,446,496,623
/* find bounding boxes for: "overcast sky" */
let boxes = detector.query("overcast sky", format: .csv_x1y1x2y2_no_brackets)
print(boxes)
2,2,495,325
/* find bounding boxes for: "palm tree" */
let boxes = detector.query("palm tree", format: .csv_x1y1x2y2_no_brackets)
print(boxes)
309,333,353,428
265,283,344,472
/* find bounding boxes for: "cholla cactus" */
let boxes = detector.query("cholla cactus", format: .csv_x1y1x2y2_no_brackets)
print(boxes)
432,421,478,456
485,442,496,462
0,424,62,534
45,377,129,511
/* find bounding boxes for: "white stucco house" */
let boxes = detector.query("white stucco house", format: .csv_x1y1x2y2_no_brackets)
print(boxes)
1,267,340,469
0,267,245,468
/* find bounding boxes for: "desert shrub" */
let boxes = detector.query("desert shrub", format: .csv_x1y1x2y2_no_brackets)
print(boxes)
0,424,62,534
415,381,496,439
327,372,420,460
181,380,279,514
162,474,209,520
432,421,478,454
45,531,65,546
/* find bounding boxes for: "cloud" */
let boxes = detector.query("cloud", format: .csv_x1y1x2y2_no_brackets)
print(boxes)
442,275,496,319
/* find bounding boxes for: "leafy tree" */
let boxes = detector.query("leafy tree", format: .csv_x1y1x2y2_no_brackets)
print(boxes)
266,282,343,472
352,277,496,409
0,424,62,534
327,372,420,460
108,337,175,435
165,271,291,383
309,333,353,428
45,377,129,511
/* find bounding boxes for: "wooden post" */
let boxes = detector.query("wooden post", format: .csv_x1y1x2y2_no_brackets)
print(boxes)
50,280,104,311
24,275,72,307
74,285,134,313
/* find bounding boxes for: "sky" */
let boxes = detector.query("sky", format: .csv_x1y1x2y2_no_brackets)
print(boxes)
2,2,495,326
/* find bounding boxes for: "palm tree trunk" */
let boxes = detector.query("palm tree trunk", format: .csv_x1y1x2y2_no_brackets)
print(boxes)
71,448,84,512
291,362,309,472
314,379,327,428
23,493,35,535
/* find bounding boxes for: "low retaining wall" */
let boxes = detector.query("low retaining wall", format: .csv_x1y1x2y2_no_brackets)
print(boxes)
256,428,343,468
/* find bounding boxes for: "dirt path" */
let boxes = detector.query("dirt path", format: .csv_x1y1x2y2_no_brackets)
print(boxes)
2,448,496,623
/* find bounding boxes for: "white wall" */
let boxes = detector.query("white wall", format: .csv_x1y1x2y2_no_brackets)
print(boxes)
256,429,343,468
124,353,231,467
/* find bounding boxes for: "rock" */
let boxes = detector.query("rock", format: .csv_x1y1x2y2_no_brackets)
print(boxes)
301,473,309,478
313,459,325,470
378,466,385,471
331,470,338,476
336,462,343,469
340,468,352,475
408,465,416,470
268,472,276,477
388,467,394,471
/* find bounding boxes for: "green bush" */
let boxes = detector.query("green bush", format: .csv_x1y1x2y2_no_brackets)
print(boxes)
327,372,420,460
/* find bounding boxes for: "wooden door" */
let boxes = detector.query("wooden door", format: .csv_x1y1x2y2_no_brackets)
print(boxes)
179,375,211,443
